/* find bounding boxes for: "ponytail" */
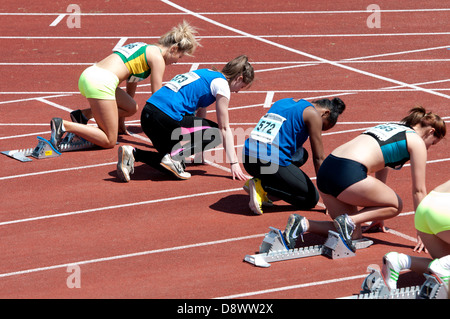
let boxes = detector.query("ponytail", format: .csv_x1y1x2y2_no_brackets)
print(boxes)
221,55,255,86
401,106,446,138
158,20,200,56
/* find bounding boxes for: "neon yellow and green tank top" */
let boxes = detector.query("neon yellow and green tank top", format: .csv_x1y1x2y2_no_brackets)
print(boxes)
113,42,156,83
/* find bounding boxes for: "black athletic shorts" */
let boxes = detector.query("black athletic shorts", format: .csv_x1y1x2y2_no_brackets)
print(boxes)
317,154,368,197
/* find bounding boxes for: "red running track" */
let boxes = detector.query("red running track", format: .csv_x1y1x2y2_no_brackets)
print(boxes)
0,0,449,301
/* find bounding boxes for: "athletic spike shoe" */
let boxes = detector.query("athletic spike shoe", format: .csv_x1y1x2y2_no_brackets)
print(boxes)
283,214,307,249
248,178,266,215
70,109,89,125
117,145,135,182
160,153,191,180
50,117,65,149
428,258,450,291
381,252,402,290
243,179,273,206
333,214,356,252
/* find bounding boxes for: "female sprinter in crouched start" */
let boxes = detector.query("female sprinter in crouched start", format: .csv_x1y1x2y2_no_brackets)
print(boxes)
117,55,254,181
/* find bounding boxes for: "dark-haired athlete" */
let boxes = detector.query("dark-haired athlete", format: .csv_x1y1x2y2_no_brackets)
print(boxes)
243,97,346,215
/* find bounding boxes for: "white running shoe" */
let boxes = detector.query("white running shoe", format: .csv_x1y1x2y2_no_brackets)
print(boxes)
160,154,191,180
428,258,450,291
283,214,307,249
382,252,402,290
117,145,135,182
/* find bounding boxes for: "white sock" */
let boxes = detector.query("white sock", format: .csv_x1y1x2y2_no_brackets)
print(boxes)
397,253,411,270
438,255,450,269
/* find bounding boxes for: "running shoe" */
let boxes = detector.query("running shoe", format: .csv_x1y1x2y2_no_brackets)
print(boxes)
70,109,89,125
382,252,402,290
428,258,450,291
283,214,307,249
160,153,191,180
117,145,135,182
50,117,65,149
248,177,266,215
333,214,356,252
243,179,273,206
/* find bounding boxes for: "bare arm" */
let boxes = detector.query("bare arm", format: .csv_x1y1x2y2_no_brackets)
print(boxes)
215,94,246,181
407,133,428,211
146,46,166,94
303,107,325,174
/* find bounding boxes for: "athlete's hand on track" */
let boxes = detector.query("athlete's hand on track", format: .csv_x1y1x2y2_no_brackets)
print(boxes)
413,234,428,254
231,163,247,181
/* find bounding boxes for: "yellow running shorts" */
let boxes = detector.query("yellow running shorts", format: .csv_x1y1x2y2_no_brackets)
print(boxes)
78,65,119,100
415,191,450,235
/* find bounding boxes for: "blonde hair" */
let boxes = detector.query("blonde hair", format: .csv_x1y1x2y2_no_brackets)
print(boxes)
158,20,200,56
221,55,254,86
401,106,446,138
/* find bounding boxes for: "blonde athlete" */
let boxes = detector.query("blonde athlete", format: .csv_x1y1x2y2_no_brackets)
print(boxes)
382,180,450,291
50,21,199,149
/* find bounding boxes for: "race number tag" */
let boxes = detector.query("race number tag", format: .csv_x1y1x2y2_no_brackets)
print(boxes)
250,113,286,144
364,123,406,141
165,72,200,92
113,42,147,58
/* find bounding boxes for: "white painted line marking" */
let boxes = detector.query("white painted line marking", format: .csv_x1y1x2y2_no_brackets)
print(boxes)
263,91,274,108
49,14,66,27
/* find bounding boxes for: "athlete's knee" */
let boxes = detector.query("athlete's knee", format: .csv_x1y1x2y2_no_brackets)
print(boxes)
389,194,403,217
101,135,118,149
131,101,139,115
125,101,138,116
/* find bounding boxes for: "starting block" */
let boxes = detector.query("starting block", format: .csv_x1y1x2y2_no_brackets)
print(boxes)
244,227,373,268
340,265,447,299
1,133,93,162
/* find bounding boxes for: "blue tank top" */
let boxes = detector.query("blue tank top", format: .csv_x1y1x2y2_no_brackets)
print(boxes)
362,123,413,169
244,98,313,166
147,69,227,121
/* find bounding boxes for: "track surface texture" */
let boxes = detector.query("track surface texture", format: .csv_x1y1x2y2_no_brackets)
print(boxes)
0,0,449,303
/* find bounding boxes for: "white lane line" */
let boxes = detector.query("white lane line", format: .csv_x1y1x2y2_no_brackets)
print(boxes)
0,233,264,279
161,0,450,100
49,14,66,27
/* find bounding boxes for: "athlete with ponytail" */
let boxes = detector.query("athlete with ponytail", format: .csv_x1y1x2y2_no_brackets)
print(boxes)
284,106,446,252
242,97,346,215
116,55,254,181
50,21,200,149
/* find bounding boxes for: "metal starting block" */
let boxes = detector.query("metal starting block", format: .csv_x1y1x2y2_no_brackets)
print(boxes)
244,227,373,268
341,264,447,299
1,133,93,162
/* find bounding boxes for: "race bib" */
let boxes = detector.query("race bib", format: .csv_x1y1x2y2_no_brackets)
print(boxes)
250,113,286,144
165,72,200,92
364,123,407,141
113,42,147,58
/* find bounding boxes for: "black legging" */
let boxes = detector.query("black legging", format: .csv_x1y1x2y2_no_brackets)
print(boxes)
243,149,319,210
134,102,221,169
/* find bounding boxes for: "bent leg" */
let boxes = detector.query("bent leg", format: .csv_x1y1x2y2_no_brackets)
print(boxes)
262,164,319,210
336,175,402,225
64,98,118,148
115,87,138,134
